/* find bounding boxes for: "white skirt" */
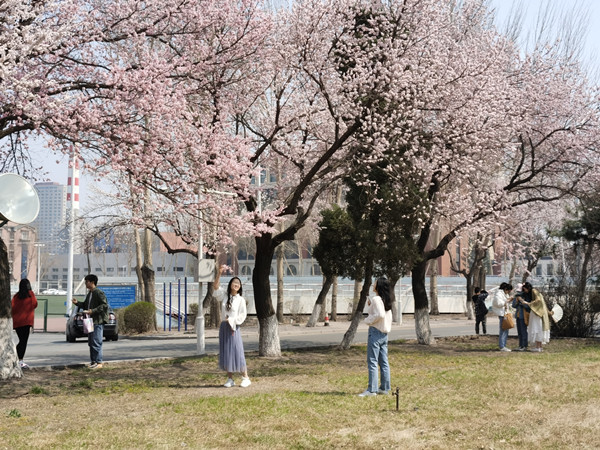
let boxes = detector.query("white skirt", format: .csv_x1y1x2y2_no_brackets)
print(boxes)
528,312,550,345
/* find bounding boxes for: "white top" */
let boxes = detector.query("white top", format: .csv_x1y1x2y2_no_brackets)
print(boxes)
491,289,510,316
214,287,247,330
363,295,393,333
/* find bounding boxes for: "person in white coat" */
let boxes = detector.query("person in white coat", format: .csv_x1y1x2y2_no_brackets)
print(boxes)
491,282,514,352
214,266,251,388
358,277,393,397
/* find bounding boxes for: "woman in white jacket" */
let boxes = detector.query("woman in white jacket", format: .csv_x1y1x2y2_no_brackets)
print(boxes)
358,277,393,397
214,266,251,388
491,282,514,352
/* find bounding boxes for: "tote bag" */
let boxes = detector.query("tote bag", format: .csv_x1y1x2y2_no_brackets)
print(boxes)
502,312,515,330
83,314,94,334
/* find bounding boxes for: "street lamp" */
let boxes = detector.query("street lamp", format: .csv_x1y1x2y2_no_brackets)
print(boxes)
33,242,45,294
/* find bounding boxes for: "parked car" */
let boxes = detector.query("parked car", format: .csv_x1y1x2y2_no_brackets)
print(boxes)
42,288,67,295
65,307,119,342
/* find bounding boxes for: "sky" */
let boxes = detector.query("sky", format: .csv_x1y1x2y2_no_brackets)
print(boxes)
29,0,600,209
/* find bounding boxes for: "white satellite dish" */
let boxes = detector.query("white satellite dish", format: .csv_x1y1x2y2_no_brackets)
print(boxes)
0,173,40,226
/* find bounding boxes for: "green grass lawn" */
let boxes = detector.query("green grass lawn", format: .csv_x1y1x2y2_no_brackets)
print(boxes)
1,335,599,449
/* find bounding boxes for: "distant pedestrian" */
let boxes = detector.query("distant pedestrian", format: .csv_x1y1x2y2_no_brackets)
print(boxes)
491,282,513,352
214,265,251,388
358,277,393,397
11,279,38,369
512,283,530,351
518,282,551,352
472,287,489,335
72,274,109,369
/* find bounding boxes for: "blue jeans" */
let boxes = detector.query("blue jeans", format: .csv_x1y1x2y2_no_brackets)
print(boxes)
516,317,528,348
367,326,391,393
88,324,104,363
498,317,508,349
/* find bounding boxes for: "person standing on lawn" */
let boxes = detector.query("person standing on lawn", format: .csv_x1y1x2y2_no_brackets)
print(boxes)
213,265,251,388
359,277,393,397
72,274,108,369
518,282,551,352
472,287,489,335
11,279,38,369
491,282,513,352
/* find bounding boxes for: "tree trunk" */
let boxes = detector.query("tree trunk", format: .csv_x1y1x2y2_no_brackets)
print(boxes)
134,228,145,301
577,240,594,300
0,238,21,379
331,276,338,321
465,273,474,320
276,244,284,323
253,235,280,356
411,260,434,345
389,275,400,322
339,258,373,349
351,279,362,320
509,257,517,286
142,228,155,304
307,274,334,327
429,259,440,315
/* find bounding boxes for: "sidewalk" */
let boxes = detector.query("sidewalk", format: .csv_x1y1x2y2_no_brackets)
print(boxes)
125,314,473,340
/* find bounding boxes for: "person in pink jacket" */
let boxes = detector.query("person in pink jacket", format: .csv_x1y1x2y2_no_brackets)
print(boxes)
11,279,38,369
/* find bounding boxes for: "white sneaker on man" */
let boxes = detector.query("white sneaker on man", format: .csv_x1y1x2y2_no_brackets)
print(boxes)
223,378,235,388
500,347,512,352
240,377,251,388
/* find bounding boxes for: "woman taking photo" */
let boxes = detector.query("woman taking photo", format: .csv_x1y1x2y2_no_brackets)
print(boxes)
518,282,551,352
11,279,38,369
359,277,393,397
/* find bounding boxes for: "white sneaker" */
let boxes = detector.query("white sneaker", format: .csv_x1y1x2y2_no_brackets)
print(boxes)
358,390,376,397
500,347,512,352
223,378,235,388
240,377,251,388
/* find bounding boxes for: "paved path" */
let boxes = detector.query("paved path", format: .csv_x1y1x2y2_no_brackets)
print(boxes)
19,316,490,369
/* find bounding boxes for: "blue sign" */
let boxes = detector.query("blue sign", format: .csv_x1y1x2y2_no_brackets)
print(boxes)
98,285,136,309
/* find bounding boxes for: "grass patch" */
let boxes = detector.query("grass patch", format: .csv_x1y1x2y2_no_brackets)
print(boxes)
0,335,599,449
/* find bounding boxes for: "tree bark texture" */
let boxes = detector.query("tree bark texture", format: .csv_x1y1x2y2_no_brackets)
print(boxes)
411,260,435,345
389,276,400,322
307,274,333,327
429,259,440,315
339,260,373,350
276,245,284,323
0,238,21,379
253,235,280,356
331,276,338,321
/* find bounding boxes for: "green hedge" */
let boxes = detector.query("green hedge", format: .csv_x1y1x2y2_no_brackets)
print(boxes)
121,301,156,334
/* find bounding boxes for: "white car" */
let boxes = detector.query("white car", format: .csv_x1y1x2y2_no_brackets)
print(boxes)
42,289,67,295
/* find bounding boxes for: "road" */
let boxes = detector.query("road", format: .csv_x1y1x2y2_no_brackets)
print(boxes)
18,316,483,368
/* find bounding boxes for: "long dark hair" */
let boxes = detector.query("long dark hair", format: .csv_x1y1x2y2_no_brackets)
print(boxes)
17,279,32,299
226,277,243,311
499,282,513,292
375,277,392,311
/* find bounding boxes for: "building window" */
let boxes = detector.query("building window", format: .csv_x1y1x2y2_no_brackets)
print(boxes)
157,267,163,272
286,265,297,276
536,266,542,276
106,267,114,272
312,264,321,276
52,268,59,272
95,268,101,272
547,265,554,276
241,265,251,275
174,267,184,272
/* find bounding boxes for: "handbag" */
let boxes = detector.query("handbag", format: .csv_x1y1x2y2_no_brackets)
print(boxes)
523,310,530,326
83,314,94,334
502,311,515,330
